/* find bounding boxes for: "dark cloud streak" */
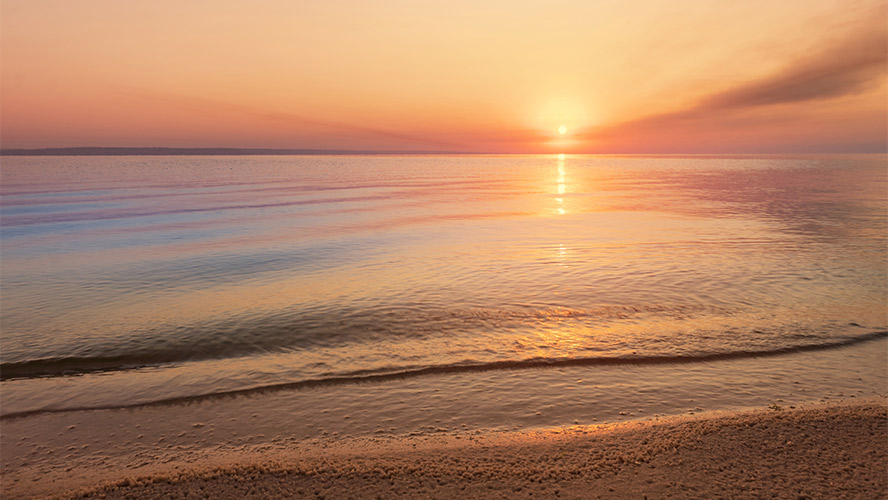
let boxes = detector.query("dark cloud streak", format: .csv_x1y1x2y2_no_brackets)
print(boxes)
701,24,887,110
585,11,888,150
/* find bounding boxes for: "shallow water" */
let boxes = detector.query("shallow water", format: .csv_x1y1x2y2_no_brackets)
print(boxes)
2,337,885,498
1,154,886,416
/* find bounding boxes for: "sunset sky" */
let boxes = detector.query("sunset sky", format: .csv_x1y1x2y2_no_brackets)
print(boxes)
2,0,886,153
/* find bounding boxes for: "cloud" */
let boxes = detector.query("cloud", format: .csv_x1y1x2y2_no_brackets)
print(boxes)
700,22,887,110
585,10,888,152
121,90,468,150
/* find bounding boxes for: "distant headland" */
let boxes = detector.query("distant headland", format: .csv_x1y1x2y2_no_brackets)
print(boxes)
0,147,476,156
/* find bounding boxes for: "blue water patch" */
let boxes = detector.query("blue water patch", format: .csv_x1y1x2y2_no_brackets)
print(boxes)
0,202,117,216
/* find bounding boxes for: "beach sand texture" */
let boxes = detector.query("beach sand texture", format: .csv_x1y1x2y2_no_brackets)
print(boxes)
34,400,885,500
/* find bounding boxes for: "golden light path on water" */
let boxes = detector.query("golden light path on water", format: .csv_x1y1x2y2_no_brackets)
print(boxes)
556,153,567,215
0,154,885,416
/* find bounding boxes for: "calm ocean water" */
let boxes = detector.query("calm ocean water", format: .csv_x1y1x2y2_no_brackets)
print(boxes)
1,154,886,416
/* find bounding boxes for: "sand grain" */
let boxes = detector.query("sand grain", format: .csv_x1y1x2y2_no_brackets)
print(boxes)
49,401,887,500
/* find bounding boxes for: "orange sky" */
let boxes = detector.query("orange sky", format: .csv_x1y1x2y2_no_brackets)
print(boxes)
2,0,886,153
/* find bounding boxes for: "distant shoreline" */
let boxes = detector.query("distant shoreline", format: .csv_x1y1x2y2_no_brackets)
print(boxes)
0,147,480,156
2,147,884,157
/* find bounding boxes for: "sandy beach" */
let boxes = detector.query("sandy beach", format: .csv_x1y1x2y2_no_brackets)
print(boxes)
7,399,876,500
3,0,888,498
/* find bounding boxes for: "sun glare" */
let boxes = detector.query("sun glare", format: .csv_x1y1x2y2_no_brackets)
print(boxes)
558,125,567,135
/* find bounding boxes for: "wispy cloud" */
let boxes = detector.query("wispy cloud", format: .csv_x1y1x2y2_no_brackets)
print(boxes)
121,90,468,150
701,22,887,110
586,10,887,151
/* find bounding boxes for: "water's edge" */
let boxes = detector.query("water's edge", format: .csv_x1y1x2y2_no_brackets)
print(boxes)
3,329,884,419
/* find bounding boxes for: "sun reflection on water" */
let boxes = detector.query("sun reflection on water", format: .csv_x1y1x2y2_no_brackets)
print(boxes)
556,153,566,215
557,243,567,265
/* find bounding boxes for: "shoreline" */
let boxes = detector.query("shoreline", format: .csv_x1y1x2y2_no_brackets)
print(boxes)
5,329,886,418
7,399,885,499
3,337,885,499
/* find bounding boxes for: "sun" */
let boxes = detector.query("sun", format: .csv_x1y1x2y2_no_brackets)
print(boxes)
558,125,567,135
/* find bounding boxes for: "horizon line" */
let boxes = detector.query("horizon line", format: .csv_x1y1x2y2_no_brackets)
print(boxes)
2,147,886,157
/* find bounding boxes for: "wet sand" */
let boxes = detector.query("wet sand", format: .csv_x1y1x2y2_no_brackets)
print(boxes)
20,399,885,500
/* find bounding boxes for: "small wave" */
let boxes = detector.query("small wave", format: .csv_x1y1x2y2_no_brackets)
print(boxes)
0,304,723,381
1,355,165,381
2,330,884,419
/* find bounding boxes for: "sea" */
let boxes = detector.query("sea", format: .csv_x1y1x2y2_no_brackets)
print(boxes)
1,154,886,423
